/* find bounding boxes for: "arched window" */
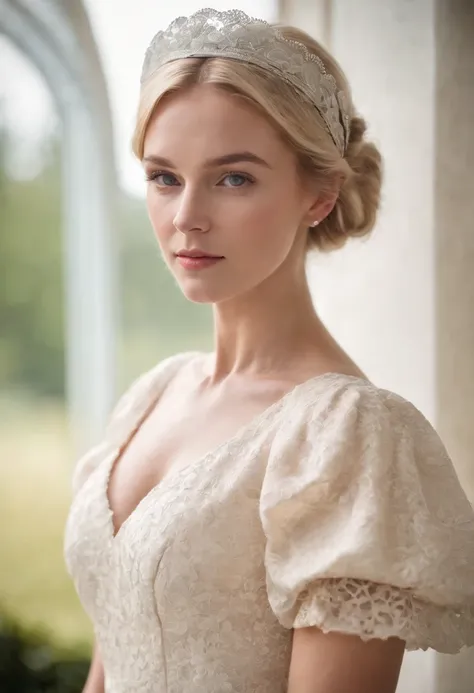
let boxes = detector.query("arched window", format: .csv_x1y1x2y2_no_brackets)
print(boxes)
1,0,117,454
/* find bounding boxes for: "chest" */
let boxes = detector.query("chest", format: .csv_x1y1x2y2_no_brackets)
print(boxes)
64,422,272,616
106,382,284,537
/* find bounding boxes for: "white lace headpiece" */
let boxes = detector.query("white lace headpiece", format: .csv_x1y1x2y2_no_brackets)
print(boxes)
141,8,351,156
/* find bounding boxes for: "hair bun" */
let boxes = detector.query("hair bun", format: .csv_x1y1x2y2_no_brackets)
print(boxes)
310,115,383,252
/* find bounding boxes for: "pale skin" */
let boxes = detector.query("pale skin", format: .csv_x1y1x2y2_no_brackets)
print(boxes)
82,83,404,693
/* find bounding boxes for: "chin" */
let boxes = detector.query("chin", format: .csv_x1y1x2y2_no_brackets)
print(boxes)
178,279,248,305
182,290,216,304
180,285,227,304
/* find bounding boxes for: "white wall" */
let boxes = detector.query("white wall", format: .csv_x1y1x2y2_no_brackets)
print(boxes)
310,0,437,416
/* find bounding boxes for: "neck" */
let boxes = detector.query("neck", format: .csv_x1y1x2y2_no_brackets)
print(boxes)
209,261,333,383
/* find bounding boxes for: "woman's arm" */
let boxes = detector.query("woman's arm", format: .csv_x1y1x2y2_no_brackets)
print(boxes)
82,641,105,693
288,627,405,693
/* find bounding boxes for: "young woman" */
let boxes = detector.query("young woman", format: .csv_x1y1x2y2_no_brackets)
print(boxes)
65,9,474,693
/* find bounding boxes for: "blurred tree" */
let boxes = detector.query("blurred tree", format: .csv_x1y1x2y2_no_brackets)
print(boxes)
0,122,65,397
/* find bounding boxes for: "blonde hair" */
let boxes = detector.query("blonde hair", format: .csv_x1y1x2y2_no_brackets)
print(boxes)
132,25,382,252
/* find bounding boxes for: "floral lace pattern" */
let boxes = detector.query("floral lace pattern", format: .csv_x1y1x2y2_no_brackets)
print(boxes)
64,353,474,692
140,8,350,155
293,578,473,653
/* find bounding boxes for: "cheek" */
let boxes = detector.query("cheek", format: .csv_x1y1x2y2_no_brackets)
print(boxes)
237,226,295,276
146,191,172,249
146,188,161,232
241,179,301,229
234,194,299,260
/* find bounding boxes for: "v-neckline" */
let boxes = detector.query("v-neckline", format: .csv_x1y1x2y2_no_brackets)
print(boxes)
103,357,363,542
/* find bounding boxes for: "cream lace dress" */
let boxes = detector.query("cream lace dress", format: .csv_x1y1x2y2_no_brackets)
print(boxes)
64,352,474,693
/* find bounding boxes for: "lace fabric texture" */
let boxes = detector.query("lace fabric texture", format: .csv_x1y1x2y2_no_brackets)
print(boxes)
64,353,474,692
292,579,471,653
140,8,350,155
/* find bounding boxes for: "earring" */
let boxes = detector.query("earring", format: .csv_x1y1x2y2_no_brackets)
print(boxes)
310,220,320,227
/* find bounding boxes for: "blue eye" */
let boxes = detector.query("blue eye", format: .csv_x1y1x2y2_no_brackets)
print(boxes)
221,173,254,188
146,172,179,186
145,171,254,188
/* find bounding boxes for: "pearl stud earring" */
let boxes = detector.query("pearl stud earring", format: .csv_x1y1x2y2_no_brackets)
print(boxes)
310,220,320,227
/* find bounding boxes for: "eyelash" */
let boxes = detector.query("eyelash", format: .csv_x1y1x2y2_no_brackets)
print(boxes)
145,171,255,188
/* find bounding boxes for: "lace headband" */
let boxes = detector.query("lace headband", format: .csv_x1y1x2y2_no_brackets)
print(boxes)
141,8,351,156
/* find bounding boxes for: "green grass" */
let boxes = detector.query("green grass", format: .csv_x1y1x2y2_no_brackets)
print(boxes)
0,394,93,655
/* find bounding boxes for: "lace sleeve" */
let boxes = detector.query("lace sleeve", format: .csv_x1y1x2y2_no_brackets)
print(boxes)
260,380,474,653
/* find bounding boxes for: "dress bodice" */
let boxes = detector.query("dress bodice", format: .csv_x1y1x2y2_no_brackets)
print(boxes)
64,353,474,693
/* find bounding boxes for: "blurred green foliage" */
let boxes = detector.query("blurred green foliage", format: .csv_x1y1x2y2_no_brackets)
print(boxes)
0,128,65,397
0,608,90,693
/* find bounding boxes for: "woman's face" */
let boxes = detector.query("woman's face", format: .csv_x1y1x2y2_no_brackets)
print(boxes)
143,83,318,304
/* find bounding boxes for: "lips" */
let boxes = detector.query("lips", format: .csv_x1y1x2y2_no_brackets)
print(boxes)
176,250,224,259
176,250,224,272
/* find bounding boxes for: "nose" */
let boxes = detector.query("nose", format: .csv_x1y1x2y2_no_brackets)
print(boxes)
173,186,211,234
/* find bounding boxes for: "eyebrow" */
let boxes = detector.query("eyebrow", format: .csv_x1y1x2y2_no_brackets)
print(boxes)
143,151,272,169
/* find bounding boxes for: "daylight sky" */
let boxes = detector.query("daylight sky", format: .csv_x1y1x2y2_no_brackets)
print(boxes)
1,0,276,196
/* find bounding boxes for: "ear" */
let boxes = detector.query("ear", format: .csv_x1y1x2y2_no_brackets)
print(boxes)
306,191,339,226
304,174,344,227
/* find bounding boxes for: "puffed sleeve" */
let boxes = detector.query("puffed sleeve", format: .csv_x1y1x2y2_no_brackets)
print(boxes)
71,370,153,496
71,352,197,496
260,379,474,653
